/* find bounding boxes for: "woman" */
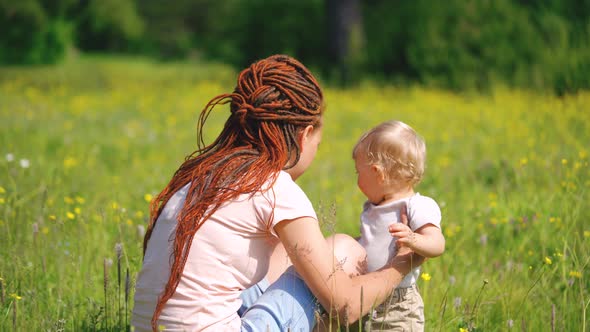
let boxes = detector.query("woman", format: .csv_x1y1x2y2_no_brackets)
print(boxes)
131,55,422,331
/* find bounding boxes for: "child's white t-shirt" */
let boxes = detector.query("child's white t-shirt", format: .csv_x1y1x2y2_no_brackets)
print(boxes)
131,171,317,331
358,193,441,288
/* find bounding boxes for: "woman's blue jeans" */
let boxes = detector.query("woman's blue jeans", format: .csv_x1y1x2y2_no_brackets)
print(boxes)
239,267,321,332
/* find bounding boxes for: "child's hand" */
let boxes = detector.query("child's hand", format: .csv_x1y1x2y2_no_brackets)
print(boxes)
388,208,417,249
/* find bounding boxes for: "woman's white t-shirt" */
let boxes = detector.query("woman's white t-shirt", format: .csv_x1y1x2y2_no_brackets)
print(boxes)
132,171,317,331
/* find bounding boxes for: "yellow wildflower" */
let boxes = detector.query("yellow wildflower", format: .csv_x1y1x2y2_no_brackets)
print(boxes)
49,215,56,221
64,196,74,204
584,231,590,238
421,273,431,281
75,196,85,204
0,198,4,204
561,159,568,165
0,186,5,194
74,207,81,215
144,193,153,203
63,157,78,169
459,328,468,332
569,271,582,278
544,257,552,265
42,227,49,235
66,212,75,220
10,293,22,300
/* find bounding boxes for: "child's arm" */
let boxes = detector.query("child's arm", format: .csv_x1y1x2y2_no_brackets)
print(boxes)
388,223,445,258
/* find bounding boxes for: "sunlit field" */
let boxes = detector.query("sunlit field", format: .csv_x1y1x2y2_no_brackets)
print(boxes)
0,56,588,331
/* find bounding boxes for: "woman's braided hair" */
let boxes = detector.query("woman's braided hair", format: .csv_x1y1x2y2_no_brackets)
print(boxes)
143,54,323,330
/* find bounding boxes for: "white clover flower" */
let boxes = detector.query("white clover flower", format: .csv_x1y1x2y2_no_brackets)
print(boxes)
6,153,14,162
137,224,146,238
20,159,30,168
449,275,456,285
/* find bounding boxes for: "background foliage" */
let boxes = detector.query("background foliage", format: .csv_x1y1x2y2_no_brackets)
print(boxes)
0,56,588,331
1,1,589,331
1,0,589,93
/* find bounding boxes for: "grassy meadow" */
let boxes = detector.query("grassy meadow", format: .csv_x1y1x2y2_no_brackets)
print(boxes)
0,56,588,331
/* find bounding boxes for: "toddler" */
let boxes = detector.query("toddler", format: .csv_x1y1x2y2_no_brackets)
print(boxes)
353,120,445,331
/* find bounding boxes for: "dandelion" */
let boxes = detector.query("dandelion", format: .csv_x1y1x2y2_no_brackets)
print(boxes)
42,227,49,235
561,158,568,165
569,271,582,278
459,328,468,332
74,207,81,215
19,159,30,168
66,212,75,220
584,231,590,238
49,215,56,221
144,193,153,203
64,196,74,204
111,202,119,210
75,196,85,204
519,157,528,166
421,273,431,281
6,153,14,162
0,198,5,204
0,186,5,194
63,157,78,169
544,256,552,265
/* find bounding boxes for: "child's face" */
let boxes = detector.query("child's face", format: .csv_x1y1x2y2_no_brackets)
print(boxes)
354,153,385,204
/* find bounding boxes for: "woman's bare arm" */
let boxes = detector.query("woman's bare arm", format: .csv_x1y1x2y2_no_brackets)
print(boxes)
274,217,422,325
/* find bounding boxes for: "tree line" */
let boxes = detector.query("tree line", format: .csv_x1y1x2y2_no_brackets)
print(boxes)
1,0,589,93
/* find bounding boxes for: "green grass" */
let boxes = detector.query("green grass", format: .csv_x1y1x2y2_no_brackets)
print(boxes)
0,56,588,331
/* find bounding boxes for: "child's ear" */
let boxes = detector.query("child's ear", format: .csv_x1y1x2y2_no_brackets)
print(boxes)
371,164,387,183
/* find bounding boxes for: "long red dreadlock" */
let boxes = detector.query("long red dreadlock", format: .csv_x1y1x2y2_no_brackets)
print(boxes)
142,54,324,330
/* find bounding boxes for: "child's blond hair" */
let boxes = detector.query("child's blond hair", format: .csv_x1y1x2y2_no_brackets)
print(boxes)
353,120,426,186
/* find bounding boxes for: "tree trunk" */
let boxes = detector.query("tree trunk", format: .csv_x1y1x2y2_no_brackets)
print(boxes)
325,0,363,84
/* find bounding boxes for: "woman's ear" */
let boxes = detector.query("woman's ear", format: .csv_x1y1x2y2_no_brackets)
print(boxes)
299,125,315,146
